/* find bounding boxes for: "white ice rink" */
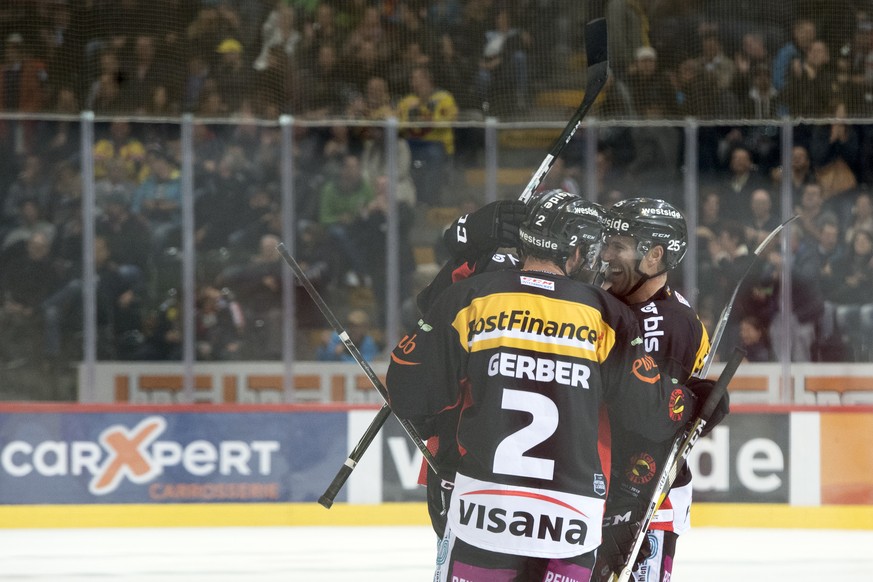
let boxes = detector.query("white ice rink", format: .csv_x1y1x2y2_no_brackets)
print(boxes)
2,526,873,581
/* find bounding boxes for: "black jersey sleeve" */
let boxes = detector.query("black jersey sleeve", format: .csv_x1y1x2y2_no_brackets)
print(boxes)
599,295,699,444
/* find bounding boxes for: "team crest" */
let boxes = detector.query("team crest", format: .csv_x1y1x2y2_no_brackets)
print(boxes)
626,452,656,485
669,388,686,421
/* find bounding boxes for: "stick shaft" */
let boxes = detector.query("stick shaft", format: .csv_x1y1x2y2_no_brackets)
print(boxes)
275,243,437,509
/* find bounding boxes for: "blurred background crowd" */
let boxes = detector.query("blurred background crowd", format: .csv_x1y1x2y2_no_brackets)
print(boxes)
1,0,873,400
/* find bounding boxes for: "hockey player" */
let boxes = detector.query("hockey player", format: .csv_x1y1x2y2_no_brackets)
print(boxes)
593,198,725,582
386,191,709,581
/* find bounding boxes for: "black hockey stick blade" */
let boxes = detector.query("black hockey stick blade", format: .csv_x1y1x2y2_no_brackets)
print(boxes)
319,404,393,508
518,17,609,204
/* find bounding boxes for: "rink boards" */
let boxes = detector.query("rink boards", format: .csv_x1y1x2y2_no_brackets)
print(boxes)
0,403,871,529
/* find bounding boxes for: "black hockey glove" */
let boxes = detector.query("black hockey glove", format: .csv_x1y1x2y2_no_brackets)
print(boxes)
687,377,730,435
442,200,527,261
596,519,653,580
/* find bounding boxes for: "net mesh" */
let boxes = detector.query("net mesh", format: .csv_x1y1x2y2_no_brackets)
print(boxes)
4,1,871,121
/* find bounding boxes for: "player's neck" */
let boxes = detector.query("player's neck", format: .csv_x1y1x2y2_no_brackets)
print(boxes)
522,257,564,276
626,273,667,304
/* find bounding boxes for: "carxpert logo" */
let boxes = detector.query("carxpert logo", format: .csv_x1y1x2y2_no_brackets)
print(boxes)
0,416,281,498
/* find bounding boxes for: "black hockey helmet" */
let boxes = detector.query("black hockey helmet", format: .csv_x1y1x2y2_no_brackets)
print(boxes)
604,197,688,272
518,189,605,271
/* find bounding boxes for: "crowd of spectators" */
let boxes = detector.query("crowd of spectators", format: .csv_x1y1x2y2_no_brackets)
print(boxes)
1,0,873,392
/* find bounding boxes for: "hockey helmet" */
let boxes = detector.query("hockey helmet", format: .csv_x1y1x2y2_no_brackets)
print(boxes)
518,189,605,270
603,198,688,271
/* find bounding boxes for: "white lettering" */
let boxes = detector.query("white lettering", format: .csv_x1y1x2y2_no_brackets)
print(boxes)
737,438,783,492
488,352,590,389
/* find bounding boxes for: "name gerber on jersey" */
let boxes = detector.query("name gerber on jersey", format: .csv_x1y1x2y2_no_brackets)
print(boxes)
488,351,591,389
468,309,600,345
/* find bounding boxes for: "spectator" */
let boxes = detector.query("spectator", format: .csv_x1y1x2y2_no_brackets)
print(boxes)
96,192,152,279
216,233,286,358
795,182,839,247
212,37,252,113
195,146,252,252
299,44,356,117
352,174,417,324
131,145,182,254
317,153,375,287
0,32,49,113
473,7,531,115
315,309,380,362
348,75,395,120
2,198,56,252
625,94,682,203
772,18,817,91
762,225,827,362
397,65,458,206
183,53,211,112
739,315,773,362
298,3,342,71
387,39,432,97
41,235,143,361
814,218,846,287
606,0,651,79
739,63,781,118
770,145,816,206
809,101,860,200
782,39,836,117
716,145,767,223
844,191,873,246
92,120,147,183
745,188,781,248
626,46,672,116
360,124,417,206
828,228,873,305
708,220,758,360
733,31,771,88
342,5,390,65
700,29,736,91
253,3,302,72
195,285,245,361
2,155,53,230
122,34,164,113
0,231,65,369
94,158,138,215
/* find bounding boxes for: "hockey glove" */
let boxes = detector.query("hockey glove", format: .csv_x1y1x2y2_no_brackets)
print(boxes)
442,200,527,261
687,377,730,435
596,519,653,580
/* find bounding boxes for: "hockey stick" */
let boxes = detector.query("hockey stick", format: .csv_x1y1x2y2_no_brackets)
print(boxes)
518,16,609,204
311,16,611,509
610,216,798,578
274,243,438,509
611,347,745,582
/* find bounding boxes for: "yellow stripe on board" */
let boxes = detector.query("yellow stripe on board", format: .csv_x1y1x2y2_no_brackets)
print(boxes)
2,503,872,530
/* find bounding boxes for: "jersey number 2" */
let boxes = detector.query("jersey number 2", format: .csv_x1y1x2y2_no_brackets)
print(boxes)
493,389,558,480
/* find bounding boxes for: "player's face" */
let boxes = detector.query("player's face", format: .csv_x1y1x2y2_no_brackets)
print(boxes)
600,235,642,297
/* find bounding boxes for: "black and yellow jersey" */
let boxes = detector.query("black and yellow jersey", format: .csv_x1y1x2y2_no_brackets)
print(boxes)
387,269,697,558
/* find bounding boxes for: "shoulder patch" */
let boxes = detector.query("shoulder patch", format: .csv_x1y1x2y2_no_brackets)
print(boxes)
674,290,691,308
